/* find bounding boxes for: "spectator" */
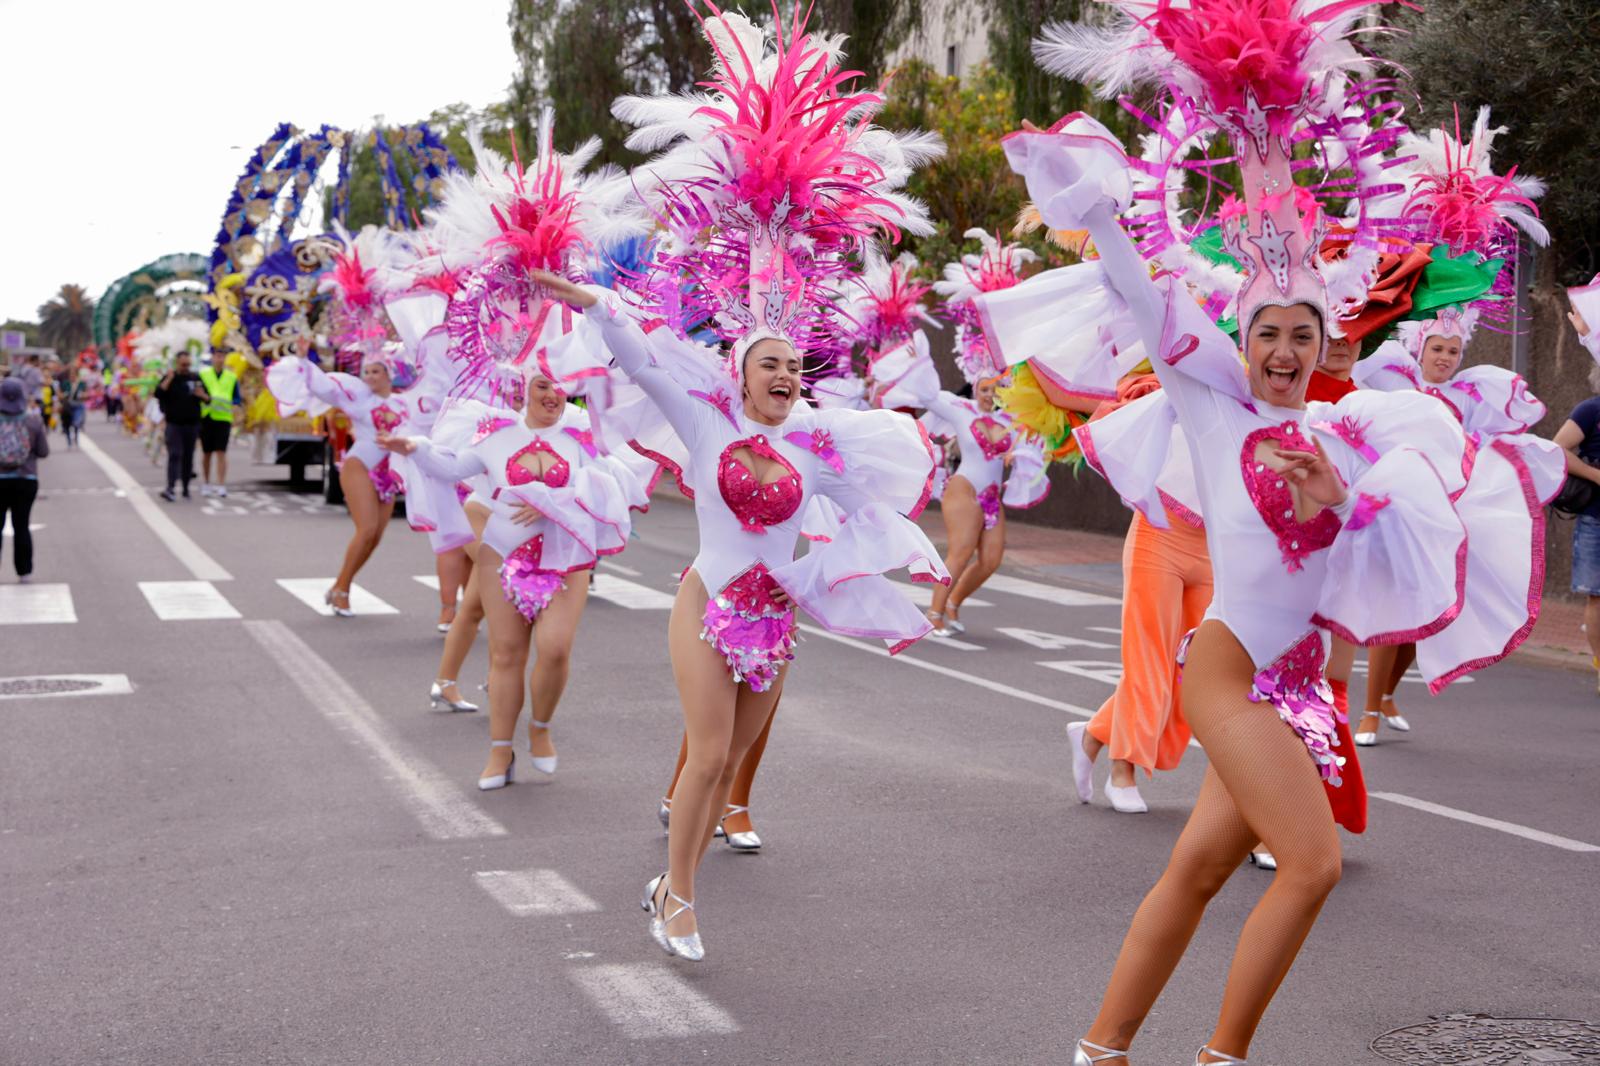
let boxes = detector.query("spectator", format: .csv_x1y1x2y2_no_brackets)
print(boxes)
17,354,44,405
1554,308,1600,692
197,349,241,496
0,378,49,583
153,351,207,501
61,364,89,448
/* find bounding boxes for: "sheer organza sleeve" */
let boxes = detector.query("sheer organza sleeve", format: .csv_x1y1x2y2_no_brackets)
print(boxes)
584,286,714,450
266,355,372,417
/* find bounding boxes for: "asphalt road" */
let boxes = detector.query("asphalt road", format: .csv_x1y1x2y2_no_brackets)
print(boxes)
3,424,1597,1066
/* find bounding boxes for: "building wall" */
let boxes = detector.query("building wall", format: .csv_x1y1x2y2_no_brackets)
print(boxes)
888,0,992,79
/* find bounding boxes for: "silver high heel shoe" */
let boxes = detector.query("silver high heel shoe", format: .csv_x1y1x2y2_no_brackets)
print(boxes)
945,615,966,635
1195,1046,1247,1064
641,873,704,961
657,797,672,833
720,804,761,851
1072,1038,1128,1064
478,739,515,790
1380,698,1412,732
925,609,950,638
429,679,479,713
528,719,557,775
1247,848,1277,871
324,588,355,618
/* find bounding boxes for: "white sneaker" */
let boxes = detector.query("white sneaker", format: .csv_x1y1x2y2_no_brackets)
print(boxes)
1105,781,1148,814
215,485,228,498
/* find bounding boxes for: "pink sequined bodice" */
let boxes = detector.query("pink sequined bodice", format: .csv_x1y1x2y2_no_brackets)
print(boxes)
970,416,1012,461
718,436,803,534
370,405,403,434
505,436,569,489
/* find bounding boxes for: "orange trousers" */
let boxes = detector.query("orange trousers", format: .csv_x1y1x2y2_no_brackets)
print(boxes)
1087,511,1214,773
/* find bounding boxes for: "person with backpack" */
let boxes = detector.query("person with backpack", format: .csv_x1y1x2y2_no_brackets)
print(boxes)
0,378,49,583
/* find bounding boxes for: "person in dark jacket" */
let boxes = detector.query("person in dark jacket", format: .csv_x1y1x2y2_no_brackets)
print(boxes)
153,351,207,501
0,377,49,582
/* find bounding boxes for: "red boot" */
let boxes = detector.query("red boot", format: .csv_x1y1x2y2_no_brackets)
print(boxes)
1324,679,1368,834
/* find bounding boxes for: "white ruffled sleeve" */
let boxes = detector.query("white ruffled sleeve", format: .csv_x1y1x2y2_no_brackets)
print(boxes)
1002,438,1051,510
768,407,949,652
871,331,942,411
1074,391,1197,530
1351,341,1424,393
1448,366,1546,436
266,355,370,418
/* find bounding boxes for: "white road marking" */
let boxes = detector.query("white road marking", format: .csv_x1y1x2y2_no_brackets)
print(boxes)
474,869,601,916
276,578,399,616
1,522,44,537
1088,626,1122,636
0,674,133,700
243,619,506,840
895,583,993,608
798,624,1097,718
587,574,677,610
138,581,241,621
601,561,642,577
0,583,76,624
570,963,740,1038
413,574,441,591
1370,792,1600,854
1000,628,1118,651
76,435,233,581
924,632,985,651
982,573,1119,607
1037,659,1125,686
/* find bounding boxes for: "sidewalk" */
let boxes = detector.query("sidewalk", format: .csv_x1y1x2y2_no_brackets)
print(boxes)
935,508,1593,672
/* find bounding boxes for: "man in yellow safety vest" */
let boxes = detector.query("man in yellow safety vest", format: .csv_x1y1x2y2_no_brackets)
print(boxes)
198,349,241,497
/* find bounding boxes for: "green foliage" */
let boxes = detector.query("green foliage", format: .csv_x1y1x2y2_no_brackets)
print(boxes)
879,61,1063,275
37,285,94,357
506,0,924,166
1379,0,1600,284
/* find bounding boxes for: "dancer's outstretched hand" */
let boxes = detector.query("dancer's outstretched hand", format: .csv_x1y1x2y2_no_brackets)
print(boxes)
529,270,597,309
377,432,415,455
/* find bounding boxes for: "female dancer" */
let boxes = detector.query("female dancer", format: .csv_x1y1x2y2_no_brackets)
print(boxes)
384,370,639,786
542,5,945,962
268,347,420,616
922,231,1050,636
1011,5,1552,1050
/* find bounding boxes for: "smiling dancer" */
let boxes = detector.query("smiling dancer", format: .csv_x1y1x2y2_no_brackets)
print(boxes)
919,230,1051,637
1001,0,1562,1057
267,226,426,617
536,7,946,963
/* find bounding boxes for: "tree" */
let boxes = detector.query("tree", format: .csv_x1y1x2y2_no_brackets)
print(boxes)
1379,0,1600,285
36,285,94,357
878,61,1064,275
506,0,925,165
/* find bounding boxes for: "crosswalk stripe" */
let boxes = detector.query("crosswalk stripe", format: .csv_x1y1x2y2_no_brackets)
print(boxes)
587,574,676,610
0,674,133,700
0,583,76,624
276,578,399,616
895,583,992,608
413,575,441,591
77,434,233,581
982,573,1119,607
570,962,739,1038
474,869,601,916
139,581,242,621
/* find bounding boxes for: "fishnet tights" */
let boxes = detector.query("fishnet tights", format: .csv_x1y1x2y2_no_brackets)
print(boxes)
1085,621,1342,1060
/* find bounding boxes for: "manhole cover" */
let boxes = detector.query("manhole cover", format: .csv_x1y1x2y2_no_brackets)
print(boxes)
1373,1014,1600,1064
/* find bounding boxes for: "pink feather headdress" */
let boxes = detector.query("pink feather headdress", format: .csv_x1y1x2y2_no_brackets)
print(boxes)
426,109,646,404
612,3,942,372
846,247,937,358
935,229,1039,384
319,223,406,371
1034,0,1413,338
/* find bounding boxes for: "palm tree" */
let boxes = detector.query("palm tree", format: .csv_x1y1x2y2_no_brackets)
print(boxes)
37,284,95,357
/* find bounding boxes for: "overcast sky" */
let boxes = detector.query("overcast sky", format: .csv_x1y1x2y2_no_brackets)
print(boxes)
0,0,517,325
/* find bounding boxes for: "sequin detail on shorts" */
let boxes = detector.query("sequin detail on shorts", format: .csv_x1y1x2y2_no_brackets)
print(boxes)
1248,630,1345,786
501,535,565,622
978,483,1002,530
701,563,796,693
368,457,403,503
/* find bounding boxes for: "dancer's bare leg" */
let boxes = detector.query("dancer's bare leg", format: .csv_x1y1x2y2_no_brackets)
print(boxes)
1083,621,1341,1060
435,545,471,626
477,545,532,780
665,691,779,836
658,571,785,937
1380,642,1416,717
333,460,393,597
434,505,489,704
929,475,981,620
947,509,1004,622
527,571,590,760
